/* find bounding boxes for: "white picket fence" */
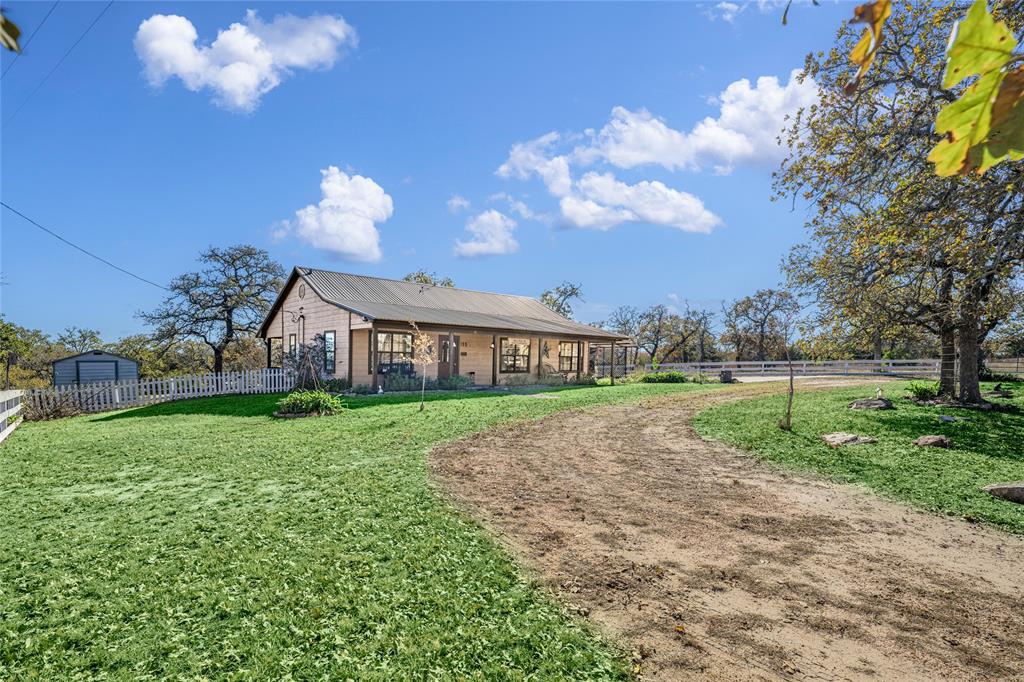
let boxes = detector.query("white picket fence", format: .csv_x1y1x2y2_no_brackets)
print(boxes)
24,369,295,416
594,358,942,378
0,389,24,444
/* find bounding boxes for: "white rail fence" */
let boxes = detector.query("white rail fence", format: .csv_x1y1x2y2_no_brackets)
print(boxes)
987,358,1023,377
0,389,24,444
594,358,943,378
24,369,295,416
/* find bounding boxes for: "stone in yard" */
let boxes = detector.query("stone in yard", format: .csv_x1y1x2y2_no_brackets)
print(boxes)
848,397,894,410
938,415,970,423
822,432,877,448
982,482,1024,505
913,435,951,448
982,390,1014,399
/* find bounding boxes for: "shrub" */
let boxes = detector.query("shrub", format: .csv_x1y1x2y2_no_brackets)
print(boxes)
502,374,536,387
276,389,346,416
322,377,351,393
636,371,689,384
24,399,81,421
381,374,423,392
567,373,597,386
436,375,475,390
906,381,940,400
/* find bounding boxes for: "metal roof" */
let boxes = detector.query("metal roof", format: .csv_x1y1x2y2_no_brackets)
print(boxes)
51,350,140,366
262,267,624,339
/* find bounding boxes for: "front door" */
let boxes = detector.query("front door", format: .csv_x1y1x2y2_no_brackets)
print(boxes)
437,335,460,379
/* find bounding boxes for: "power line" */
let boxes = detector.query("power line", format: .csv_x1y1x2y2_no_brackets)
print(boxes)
1,201,169,291
3,0,113,125
2,1,61,78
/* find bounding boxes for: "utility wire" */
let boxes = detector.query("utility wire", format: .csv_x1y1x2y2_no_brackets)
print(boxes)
3,0,113,125
1,201,169,291
2,1,61,78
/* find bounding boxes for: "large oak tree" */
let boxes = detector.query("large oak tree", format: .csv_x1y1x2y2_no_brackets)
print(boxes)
140,245,284,373
776,0,1024,402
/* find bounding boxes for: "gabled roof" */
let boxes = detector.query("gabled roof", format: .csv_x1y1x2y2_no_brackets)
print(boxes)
259,267,624,340
51,350,139,366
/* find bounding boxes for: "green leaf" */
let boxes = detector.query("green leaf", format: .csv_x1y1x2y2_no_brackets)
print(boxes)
929,69,1006,175
942,0,1017,89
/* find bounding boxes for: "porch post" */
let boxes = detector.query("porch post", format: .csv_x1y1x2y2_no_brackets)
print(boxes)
610,342,616,385
536,336,543,379
265,338,272,369
576,339,582,382
491,334,498,386
347,313,354,386
448,330,455,377
371,324,379,391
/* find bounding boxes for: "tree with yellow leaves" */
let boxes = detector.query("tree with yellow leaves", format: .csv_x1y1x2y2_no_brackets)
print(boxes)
777,0,1023,402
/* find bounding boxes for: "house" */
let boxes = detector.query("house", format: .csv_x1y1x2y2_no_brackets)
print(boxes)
52,350,139,387
257,267,627,389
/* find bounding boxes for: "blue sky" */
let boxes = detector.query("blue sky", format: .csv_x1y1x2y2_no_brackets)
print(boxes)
1,1,849,339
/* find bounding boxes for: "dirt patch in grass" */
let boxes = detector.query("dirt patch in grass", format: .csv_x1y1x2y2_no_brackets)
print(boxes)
431,381,1024,681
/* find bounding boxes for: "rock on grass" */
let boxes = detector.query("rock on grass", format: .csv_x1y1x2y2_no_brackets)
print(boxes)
913,435,951,448
982,482,1024,505
822,432,877,448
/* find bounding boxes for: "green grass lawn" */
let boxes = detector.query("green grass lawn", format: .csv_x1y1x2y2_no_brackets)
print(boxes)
0,383,712,680
692,380,1024,533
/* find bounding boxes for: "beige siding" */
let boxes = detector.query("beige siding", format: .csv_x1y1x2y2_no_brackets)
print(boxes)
264,276,351,378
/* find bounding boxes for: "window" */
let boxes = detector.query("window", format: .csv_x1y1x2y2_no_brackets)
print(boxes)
324,331,336,374
370,332,414,374
269,338,284,368
500,337,531,373
559,341,580,372
288,334,297,356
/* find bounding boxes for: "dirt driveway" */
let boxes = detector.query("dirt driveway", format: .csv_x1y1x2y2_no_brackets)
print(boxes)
431,382,1024,681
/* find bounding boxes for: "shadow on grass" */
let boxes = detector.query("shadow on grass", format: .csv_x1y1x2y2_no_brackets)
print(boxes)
91,384,596,420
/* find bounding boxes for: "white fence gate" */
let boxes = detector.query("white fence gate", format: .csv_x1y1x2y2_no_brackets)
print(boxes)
24,369,295,416
0,389,24,444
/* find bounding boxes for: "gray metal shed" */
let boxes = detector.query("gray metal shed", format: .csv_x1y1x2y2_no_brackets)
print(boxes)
52,350,139,387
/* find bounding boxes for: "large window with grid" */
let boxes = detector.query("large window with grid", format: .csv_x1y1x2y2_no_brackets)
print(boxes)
500,337,531,373
371,332,414,375
324,331,336,374
558,341,580,372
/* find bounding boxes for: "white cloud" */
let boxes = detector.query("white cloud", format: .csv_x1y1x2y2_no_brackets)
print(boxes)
589,69,816,173
489,192,541,221
706,2,745,22
447,194,470,213
495,69,814,234
454,210,519,258
135,10,356,111
281,166,392,262
496,132,573,197
569,172,720,233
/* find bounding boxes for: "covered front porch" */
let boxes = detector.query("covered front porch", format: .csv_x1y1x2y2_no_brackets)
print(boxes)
350,322,614,391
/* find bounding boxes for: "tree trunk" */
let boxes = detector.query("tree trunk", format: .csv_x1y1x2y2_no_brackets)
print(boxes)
213,349,225,374
957,315,983,404
938,327,956,398
872,329,883,360
779,344,794,431
420,372,426,412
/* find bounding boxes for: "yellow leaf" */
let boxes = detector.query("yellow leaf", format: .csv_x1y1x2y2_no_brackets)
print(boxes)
929,69,1006,175
977,66,1024,173
0,12,21,53
845,0,892,93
